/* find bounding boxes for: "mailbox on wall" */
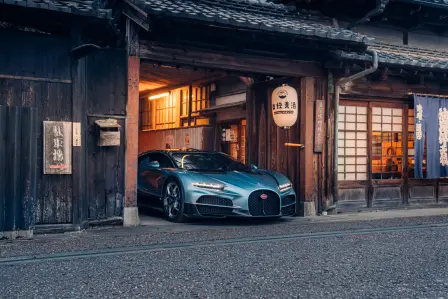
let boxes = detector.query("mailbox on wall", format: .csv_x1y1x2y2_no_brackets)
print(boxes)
95,119,121,147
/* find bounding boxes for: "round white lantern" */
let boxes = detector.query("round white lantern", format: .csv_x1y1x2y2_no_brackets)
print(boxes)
271,84,298,128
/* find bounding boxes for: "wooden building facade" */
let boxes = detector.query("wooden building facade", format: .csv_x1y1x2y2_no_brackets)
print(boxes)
289,0,448,211
5,0,448,235
0,0,128,234
124,0,375,219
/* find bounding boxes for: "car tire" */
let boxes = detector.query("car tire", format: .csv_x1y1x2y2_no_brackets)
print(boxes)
162,179,186,223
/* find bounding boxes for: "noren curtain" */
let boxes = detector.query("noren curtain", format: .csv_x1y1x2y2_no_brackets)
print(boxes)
413,94,448,179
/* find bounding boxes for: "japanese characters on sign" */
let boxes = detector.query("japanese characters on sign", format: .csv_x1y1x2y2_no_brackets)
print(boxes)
271,85,298,128
416,104,423,141
314,100,325,153
43,121,72,174
439,107,448,166
73,122,81,147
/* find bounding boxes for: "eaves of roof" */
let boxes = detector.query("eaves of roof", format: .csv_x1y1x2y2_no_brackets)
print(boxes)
337,42,448,70
394,0,448,9
0,0,112,19
129,0,373,45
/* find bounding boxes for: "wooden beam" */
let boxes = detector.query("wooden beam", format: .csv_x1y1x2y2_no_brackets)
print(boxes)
0,74,71,84
300,77,316,216
124,19,140,226
139,74,225,99
70,27,88,228
139,41,325,78
123,0,150,32
188,85,193,126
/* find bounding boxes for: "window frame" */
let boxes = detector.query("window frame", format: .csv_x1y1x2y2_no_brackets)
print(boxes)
337,101,369,182
146,153,175,169
338,100,407,184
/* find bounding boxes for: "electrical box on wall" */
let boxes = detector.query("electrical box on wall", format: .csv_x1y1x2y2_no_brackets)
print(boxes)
95,119,121,147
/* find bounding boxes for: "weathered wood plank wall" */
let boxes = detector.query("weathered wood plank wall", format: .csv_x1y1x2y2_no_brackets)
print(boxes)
0,28,128,225
0,29,73,224
247,77,328,215
85,49,127,221
247,78,302,202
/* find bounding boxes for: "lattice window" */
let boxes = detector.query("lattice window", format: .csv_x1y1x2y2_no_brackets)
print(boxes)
338,105,368,181
371,107,403,180
155,94,176,129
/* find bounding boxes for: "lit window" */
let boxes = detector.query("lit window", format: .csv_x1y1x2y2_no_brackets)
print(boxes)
155,93,176,129
338,105,368,181
371,107,403,179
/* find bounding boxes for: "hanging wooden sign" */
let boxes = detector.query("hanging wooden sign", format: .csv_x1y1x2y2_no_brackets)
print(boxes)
314,100,325,153
43,121,72,174
73,122,81,147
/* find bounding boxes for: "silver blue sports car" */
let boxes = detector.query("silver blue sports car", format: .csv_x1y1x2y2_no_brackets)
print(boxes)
137,149,296,222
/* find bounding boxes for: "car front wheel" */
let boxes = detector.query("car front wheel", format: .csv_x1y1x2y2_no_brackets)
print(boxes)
163,179,186,223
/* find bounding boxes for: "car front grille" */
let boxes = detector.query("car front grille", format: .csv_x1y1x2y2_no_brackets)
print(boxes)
196,196,233,207
196,196,234,216
197,205,234,216
248,190,280,216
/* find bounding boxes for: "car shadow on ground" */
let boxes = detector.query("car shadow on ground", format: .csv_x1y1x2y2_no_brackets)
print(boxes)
138,205,292,227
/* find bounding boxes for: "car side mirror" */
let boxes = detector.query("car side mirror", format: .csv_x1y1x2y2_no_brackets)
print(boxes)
251,164,258,170
148,161,160,168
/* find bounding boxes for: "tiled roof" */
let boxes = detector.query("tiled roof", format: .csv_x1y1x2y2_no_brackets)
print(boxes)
0,0,111,18
337,43,448,70
129,0,373,44
395,0,448,9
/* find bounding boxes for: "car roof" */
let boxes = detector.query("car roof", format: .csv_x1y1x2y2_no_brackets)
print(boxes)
138,149,221,157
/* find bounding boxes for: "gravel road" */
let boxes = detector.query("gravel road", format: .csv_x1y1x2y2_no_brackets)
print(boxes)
0,213,447,298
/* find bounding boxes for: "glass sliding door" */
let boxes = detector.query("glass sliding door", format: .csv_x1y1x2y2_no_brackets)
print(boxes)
338,100,407,210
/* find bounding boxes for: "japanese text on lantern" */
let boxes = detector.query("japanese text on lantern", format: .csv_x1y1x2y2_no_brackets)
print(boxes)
439,108,448,166
272,101,297,113
416,104,423,141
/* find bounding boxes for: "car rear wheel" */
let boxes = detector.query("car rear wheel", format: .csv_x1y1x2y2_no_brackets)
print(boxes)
163,179,186,223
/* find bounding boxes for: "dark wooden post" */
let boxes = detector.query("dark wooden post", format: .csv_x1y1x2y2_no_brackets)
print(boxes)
299,77,316,216
71,27,88,228
124,19,140,226
188,85,193,126
245,81,254,166
326,72,335,208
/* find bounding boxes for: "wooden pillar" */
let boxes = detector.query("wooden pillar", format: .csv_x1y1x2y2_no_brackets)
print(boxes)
71,27,88,228
299,77,316,216
188,85,193,126
245,81,254,166
325,72,335,208
124,19,140,226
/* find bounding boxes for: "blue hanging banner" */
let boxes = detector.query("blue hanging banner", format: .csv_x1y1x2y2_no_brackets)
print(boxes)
439,98,448,177
414,94,442,179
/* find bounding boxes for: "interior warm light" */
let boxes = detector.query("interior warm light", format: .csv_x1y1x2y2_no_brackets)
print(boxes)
149,92,169,100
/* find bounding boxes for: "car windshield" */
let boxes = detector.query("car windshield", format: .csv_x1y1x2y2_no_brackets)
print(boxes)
171,153,250,172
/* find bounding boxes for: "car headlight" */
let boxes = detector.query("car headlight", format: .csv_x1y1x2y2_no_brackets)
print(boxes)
192,182,225,190
278,183,292,192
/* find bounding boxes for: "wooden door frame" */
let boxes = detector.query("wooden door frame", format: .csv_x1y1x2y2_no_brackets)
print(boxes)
339,99,408,207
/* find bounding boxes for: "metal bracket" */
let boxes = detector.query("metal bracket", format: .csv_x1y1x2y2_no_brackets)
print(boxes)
284,143,305,149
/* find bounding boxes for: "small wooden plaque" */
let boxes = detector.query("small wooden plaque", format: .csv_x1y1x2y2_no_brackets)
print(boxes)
73,122,81,147
314,100,325,153
43,121,72,174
